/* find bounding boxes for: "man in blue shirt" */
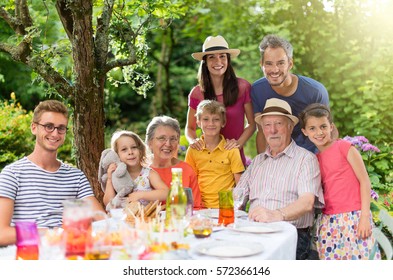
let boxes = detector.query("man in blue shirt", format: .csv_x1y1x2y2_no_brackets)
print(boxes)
251,34,332,154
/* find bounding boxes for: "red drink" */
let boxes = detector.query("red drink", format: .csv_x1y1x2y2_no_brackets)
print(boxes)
218,207,234,226
16,245,39,260
63,217,92,259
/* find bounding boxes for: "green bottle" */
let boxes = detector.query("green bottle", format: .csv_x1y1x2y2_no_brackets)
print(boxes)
165,168,187,229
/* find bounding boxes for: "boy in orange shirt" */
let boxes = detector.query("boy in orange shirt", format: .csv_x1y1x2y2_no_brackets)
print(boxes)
185,100,244,208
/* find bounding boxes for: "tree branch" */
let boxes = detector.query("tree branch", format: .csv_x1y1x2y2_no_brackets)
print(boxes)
26,56,74,99
0,7,21,32
56,0,74,42
95,0,114,74
16,0,33,29
104,58,137,73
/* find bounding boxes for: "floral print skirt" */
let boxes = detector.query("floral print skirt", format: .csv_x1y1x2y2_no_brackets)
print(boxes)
316,210,381,260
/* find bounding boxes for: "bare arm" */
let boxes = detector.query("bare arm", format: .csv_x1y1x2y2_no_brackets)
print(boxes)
347,146,372,239
185,107,204,150
127,170,169,202
255,122,267,154
225,102,256,150
249,193,315,223
102,163,117,207
234,172,242,185
238,102,256,148
0,197,16,246
84,196,105,213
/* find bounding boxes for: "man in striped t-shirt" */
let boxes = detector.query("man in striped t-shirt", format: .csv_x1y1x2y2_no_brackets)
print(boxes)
234,98,324,260
0,100,104,246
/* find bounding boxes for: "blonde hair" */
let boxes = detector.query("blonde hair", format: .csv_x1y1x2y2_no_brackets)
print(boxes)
195,100,226,123
110,130,148,165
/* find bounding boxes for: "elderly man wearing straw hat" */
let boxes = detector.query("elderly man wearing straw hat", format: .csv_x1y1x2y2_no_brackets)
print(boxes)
185,35,256,167
234,98,324,260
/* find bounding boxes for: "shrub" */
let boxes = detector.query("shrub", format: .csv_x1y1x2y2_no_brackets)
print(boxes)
0,94,74,170
0,94,35,170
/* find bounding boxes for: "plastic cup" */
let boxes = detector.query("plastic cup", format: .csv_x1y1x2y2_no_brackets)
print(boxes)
15,221,39,260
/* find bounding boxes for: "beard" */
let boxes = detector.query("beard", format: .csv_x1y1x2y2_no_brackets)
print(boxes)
266,72,289,87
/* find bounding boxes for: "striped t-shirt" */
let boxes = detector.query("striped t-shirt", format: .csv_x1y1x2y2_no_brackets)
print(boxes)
0,157,94,228
236,140,324,228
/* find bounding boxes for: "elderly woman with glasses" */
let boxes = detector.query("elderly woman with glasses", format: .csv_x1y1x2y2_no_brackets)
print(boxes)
146,116,202,209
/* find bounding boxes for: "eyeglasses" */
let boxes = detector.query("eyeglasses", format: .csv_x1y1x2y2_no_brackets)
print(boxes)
262,121,286,130
35,122,68,134
155,136,178,144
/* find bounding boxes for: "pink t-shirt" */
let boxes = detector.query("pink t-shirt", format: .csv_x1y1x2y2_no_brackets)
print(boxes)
317,139,362,214
188,78,251,165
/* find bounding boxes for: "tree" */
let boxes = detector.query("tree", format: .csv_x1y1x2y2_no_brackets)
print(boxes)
0,0,194,203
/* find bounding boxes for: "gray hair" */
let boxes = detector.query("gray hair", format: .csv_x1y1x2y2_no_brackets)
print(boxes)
145,115,181,143
259,34,293,62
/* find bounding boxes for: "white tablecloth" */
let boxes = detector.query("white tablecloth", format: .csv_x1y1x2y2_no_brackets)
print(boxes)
0,218,297,260
188,221,297,260
0,245,16,260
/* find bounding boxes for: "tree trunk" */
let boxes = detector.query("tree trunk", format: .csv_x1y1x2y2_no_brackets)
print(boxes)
71,0,105,204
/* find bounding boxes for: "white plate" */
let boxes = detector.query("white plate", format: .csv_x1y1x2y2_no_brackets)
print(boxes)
198,209,248,219
195,240,263,258
227,221,282,233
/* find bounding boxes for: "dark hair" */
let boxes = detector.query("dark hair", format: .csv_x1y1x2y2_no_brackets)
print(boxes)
299,103,333,129
197,54,239,106
33,100,68,123
259,34,293,63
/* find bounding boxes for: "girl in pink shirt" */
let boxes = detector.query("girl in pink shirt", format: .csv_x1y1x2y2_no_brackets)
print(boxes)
300,103,380,260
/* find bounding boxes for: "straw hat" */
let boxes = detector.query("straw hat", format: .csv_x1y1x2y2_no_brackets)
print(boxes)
254,98,299,125
191,35,240,61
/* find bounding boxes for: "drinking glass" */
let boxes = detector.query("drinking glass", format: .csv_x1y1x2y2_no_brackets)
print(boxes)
218,190,234,226
85,221,112,260
184,187,194,218
119,227,146,260
233,188,245,214
62,199,93,259
39,228,66,260
190,215,213,239
109,197,128,222
170,205,189,242
15,221,39,260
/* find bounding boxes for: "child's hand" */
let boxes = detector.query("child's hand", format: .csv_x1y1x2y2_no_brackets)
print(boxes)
357,215,372,239
127,191,141,202
107,163,117,178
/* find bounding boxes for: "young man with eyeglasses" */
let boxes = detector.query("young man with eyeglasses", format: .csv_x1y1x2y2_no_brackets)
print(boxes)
0,100,104,246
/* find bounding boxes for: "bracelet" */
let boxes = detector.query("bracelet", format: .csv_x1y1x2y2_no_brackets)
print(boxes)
277,208,286,221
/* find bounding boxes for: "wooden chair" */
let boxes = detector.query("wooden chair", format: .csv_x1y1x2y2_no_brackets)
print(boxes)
370,209,393,260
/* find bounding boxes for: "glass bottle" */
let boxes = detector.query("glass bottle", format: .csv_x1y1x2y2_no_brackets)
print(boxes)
165,168,187,229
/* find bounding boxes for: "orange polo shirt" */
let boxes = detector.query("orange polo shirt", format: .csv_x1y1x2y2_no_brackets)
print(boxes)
151,161,203,209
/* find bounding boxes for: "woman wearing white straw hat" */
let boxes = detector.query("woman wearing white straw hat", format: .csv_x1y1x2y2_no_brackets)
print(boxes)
185,35,256,167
